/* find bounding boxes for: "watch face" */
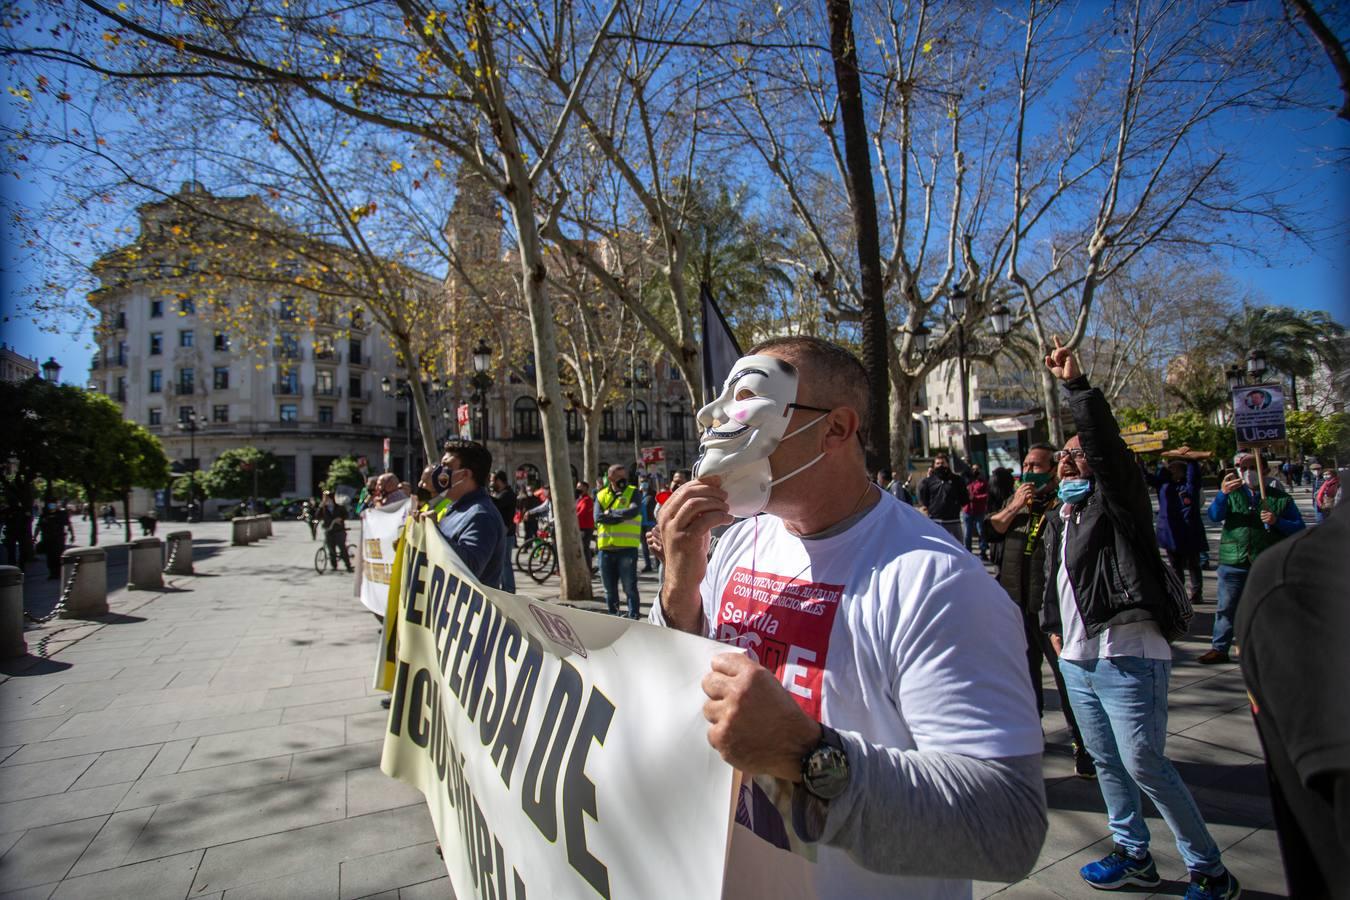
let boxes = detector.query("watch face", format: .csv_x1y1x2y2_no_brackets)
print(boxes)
804,745,850,800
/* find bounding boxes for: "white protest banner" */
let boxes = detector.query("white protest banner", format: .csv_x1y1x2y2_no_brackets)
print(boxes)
1232,383,1286,447
358,496,410,616
380,518,737,900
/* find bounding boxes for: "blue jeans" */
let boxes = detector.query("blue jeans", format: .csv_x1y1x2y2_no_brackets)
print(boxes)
498,535,516,594
962,512,986,557
1212,564,1249,653
598,548,640,618
1061,657,1222,875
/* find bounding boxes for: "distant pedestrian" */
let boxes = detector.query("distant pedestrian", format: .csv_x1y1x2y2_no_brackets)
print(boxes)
574,481,595,572
489,471,518,593
318,492,353,573
1145,454,1206,607
37,501,74,581
595,464,641,618
1314,470,1340,523
138,511,158,536
639,480,658,572
962,465,990,560
1200,452,1304,665
917,452,968,542
301,500,317,540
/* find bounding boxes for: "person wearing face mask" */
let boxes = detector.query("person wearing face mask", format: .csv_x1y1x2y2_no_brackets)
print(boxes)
918,453,969,542
595,465,643,618
1040,340,1239,899
430,440,507,589
985,443,1093,780
1201,451,1304,666
37,500,75,580
1143,453,1207,609
654,336,1046,898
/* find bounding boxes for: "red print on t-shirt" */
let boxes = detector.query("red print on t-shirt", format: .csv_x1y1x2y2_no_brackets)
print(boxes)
716,566,844,718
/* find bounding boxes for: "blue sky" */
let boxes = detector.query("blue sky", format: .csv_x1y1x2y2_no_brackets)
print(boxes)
2,2,1347,380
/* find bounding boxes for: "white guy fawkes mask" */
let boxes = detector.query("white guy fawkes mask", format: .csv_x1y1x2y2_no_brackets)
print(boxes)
692,354,830,517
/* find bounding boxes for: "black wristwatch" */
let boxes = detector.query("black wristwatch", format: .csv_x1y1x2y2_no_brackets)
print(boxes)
801,724,850,800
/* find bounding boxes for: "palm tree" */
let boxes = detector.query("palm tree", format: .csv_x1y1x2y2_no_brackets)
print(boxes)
1227,306,1345,410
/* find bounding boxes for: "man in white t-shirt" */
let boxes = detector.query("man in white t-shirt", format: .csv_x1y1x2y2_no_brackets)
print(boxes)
652,336,1046,899
1039,341,1238,900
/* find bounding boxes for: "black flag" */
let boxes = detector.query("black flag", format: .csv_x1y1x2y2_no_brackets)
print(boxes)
700,282,743,406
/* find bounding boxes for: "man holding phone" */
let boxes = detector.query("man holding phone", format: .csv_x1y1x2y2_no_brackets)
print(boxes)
985,443,1093,779
1200,453,1304,665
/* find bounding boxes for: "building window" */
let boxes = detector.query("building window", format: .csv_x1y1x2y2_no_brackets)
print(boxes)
150,332,162,355
213,366,229,390
280,333,300,360
318,405,334,424
148,408,161,426
149,369,163,393
116,341,128,366
278,367,299,394
668,410,687,440
316,369,335,396
278,297,297,321
625,401,650,439
668,359,682,381
178,297,195,315
278,455,297,493
351,407,364,425
179,329,194,348
513,396,542,439
601,406,618,440
178,406,193,423
348,374,362,399
115,311,126,330
178,367,195,394
150,299,164,318
348,338,363,365
566,406,583,440
115,376,127,402
214,332,229,351
212,405,229,423
279,403,298,423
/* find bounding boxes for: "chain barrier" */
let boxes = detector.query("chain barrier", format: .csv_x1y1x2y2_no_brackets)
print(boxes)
24,556,77,625
163,539,180,573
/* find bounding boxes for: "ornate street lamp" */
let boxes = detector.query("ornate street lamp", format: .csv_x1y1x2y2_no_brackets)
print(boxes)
949,286,971,462
1246,348,1267,382
1225,365,1245,391
41,357,61,383
910,322,932,354
989,303,1011,337
470,339,493,442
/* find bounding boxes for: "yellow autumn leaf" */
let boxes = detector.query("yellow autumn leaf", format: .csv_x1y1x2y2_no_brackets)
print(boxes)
389,160,403,172
922,40,932,53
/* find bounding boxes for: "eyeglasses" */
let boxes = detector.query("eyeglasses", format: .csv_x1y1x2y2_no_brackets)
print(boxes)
1054,449,1087,462
786,402,832,414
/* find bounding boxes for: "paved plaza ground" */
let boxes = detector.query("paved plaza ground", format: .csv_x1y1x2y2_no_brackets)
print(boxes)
2,489,1314,899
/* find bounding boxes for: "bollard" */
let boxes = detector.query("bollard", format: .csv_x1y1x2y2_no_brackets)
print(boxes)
128,537,164,591
0,566,24,658
60,547,108,618
164,531,194,575
232,517,250,546
263,516,273,538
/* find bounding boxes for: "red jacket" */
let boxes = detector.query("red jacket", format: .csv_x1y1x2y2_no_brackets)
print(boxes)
963,476,990,516
575,493,595,530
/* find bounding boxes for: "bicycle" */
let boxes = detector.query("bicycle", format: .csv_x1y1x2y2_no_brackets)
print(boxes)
516,521,558,584
314,543,358,574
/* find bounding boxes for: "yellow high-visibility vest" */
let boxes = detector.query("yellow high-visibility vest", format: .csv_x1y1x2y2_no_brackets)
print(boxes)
595,484,640,550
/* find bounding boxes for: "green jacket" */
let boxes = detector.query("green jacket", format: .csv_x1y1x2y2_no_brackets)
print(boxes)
1217,487,1292,568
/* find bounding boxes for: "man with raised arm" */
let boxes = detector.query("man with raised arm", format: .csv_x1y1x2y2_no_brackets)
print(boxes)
653,335,1046,899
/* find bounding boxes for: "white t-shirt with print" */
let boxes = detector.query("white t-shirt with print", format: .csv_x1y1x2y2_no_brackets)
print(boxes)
696,490,1043,899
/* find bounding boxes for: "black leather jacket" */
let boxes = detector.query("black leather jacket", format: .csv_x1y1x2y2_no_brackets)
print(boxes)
1040,377,1166,638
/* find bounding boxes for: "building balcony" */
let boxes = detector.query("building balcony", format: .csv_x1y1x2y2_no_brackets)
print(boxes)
347,353,367,369
272,384,303,397
272,346,304,362
273,419,300,428
314,350,341,364
314,385,341,398
113,390,127,403
348,389,370,402
172,382,197,396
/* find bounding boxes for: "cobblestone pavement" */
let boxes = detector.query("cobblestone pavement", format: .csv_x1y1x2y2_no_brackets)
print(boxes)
2,493,1308,898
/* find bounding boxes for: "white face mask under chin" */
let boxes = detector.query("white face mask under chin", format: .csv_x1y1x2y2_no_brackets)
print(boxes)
1243,470,1261,490
700,412,827,518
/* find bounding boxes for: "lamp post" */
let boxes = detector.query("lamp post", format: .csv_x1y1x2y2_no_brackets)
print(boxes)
470,339,493,443
380,376,416,480
948,286,972,462
41,357,61,383
177,410,204,521
1245,348,1267,383
672,400,687,468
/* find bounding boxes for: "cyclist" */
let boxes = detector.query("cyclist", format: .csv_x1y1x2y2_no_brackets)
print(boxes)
318,491,353,573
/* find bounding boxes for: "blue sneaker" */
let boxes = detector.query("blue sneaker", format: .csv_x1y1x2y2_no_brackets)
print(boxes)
1080,846,1161,890
1184,870,1241,899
